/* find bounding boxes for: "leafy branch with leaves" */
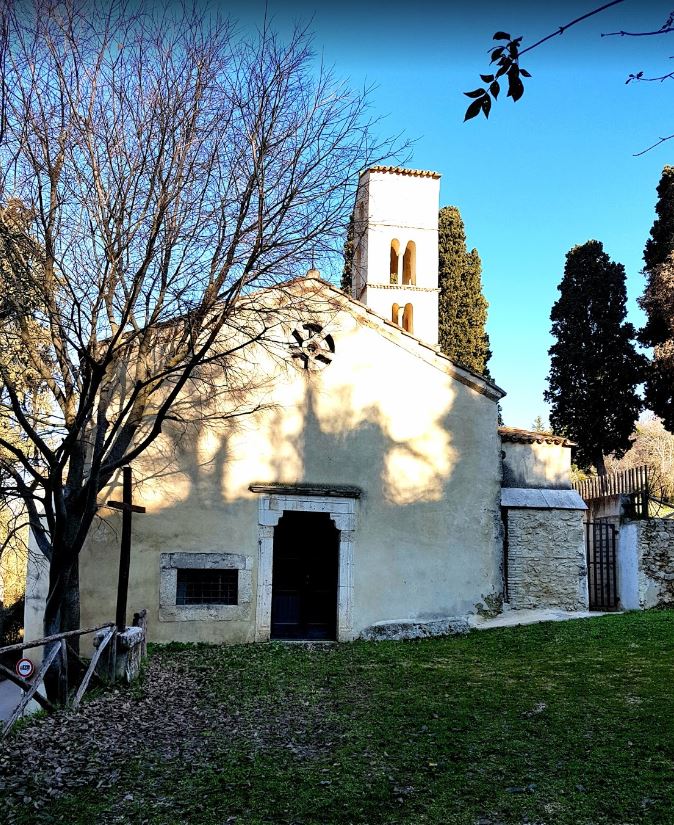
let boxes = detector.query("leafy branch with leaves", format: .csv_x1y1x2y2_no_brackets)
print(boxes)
463,31,531,121
462,0,674,153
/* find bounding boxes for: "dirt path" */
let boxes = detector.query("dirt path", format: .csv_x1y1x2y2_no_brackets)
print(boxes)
0,680,22,723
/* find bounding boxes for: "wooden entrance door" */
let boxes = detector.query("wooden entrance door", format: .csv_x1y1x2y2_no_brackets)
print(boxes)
271,511,338,640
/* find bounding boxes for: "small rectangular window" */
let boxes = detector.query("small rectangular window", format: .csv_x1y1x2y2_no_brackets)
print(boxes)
176,568,238,606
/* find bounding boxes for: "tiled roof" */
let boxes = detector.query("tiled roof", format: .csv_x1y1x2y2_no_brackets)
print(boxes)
362,166,441,179
498,426,576,447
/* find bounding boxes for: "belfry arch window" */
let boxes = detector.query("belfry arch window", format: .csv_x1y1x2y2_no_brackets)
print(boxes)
390,240,400,284
402,241,416,285
402,303,413,334
392,303,400,325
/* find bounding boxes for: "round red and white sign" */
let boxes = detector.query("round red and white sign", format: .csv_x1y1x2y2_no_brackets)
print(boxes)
15,658,34,679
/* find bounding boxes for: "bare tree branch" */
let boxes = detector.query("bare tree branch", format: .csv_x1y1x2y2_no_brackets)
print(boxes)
634,134,674,157
521,0,626,56
0,0,403,680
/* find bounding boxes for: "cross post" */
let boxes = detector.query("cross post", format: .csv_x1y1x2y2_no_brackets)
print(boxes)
107,466,146,632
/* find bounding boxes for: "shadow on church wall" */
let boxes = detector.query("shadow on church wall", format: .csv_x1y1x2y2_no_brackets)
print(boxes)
78,302,504,643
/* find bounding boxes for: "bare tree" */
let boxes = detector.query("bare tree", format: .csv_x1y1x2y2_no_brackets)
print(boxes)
607,415,674,502
0,0,397,698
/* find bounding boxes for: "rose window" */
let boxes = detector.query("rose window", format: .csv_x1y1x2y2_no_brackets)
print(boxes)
289,323,335,370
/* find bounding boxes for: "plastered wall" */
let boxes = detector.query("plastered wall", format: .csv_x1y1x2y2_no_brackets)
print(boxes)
65,288,504,648
501,442,571,490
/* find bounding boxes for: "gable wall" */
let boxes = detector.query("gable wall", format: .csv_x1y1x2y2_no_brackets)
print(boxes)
501,441,572,490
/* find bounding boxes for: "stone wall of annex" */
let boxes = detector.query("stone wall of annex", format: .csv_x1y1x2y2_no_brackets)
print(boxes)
506,509,588,610
618,519,674,609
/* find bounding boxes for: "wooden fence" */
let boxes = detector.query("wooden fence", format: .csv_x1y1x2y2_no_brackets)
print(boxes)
0,608,147,739
573,465,650,518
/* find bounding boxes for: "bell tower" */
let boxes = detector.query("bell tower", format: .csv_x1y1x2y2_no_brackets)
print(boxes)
350,166,440,346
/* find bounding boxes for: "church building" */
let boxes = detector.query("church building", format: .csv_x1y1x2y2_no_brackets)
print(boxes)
26,167,513,646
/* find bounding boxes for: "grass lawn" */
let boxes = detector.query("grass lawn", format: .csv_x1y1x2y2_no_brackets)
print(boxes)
3,610,674,824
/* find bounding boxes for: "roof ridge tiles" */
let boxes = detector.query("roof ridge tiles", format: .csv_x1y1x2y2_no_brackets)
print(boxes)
362,166,441,179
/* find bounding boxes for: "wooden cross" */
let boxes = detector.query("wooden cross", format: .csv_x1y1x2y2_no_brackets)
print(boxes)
107,466,146,632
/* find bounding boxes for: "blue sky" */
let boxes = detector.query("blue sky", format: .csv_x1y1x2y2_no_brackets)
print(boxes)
232,0,674,428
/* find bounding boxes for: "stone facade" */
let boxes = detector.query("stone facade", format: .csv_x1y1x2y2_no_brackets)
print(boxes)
159,552,253,623
253,490,357,642
506,509,588,610
618,519,674,609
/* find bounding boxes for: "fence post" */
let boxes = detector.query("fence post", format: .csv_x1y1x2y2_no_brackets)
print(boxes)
140,610,147,658
0,621,118,738
59,638,68,706
109,628,118,684
132,609,148,658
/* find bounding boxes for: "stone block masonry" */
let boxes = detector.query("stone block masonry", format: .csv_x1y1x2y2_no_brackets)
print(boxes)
360,617,470,641
93,626,144,684
620,519,674,609
506,509,588,610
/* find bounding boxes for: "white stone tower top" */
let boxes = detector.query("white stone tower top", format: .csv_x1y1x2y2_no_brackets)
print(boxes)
350,166,440,346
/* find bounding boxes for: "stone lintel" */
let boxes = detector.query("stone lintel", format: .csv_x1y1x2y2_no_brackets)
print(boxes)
249,483,362,499
160,551,247,570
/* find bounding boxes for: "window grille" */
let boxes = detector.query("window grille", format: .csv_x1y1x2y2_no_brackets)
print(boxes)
176,568,238,605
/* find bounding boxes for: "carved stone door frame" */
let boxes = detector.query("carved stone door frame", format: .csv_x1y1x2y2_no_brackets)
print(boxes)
253,490,358,642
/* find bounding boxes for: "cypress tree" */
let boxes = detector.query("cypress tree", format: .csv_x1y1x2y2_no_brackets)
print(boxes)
340,215,354,294
644,166,674,270
639,165,674,432
545,240,646,474
437,206,491,374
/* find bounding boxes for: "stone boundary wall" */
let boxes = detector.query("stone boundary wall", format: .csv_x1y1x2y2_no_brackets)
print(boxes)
506,509,588,610
618,519,674,609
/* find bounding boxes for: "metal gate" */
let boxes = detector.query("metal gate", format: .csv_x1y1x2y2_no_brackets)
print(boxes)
586,521,618,610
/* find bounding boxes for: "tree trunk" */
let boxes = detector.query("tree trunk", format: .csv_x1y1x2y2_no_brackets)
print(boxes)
594,452,608,498
595,453,607,477
62,558,80,653
41,504,96,703
42,620,62,703
42,554,73,704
